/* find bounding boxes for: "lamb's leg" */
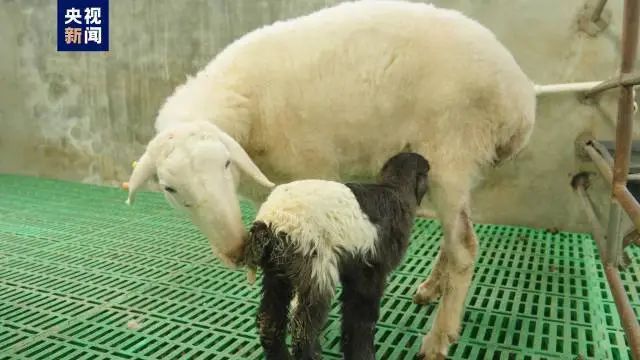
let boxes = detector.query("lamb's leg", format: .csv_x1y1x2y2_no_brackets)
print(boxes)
418,182,478,360
290,289,331,360
258,270,294,360
339,265,385,359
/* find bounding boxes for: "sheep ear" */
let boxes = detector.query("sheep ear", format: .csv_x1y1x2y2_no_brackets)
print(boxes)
218,131,275,188
414,173,428,205
126,151,156,205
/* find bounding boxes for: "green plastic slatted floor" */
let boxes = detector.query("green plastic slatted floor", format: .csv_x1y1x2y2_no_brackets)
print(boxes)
0,174,637,359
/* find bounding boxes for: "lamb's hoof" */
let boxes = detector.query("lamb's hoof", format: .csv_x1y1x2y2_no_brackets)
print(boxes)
413,283,442,305
417,331,457,360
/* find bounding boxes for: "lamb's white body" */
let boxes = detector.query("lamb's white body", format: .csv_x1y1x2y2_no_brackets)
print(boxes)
255,180,378,294
246,152,429,359
129,1,536,357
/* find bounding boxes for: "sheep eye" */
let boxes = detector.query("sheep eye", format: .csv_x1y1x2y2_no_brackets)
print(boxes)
225,160,231,168
164,186,177,193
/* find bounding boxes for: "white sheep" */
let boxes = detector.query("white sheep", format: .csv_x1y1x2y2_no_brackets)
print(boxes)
244,152,430,359
125,1,536,358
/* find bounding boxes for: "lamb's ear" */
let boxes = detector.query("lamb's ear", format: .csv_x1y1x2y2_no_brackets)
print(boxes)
218,131,275,188
414,173,428,205
126,151,156,205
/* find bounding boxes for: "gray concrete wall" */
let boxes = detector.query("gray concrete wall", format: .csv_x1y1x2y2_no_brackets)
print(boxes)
0,0,636,232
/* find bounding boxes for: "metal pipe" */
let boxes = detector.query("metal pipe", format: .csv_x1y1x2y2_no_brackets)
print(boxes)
614,84,637,184
575,2,640,357
589,139,615,164
610,0,640,268
592,0,609,22
614,185,640,233
613,0,640,187
606,200,623,264
610,2,640,358
575,181,640,358
536,73,640,97
583,142,640,233
583,141,640,236
585,143,614,183
584,139,640,182
575,181,640,359
620,0,640,73
605,265,640,360
534,81,602,96
583,71,640,98
576,182,607,255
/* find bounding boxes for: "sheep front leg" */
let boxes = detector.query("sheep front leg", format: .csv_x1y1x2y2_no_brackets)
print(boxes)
418,206,477,360
339,265,385,359
258,270,294,360
290,289,331,360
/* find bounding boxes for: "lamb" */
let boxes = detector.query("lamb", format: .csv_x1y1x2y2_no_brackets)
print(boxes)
243,152,430,360
124,1,536,357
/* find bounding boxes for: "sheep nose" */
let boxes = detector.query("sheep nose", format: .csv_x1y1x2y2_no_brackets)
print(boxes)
222,241,246,267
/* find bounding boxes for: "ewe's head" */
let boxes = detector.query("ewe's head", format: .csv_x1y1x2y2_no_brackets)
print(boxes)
379,152,431,205
126,121,274,268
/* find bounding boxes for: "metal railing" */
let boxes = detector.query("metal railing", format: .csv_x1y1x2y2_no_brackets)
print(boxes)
573,0,640,358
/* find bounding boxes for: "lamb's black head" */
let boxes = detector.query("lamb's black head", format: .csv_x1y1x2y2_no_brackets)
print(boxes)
378,152,430,205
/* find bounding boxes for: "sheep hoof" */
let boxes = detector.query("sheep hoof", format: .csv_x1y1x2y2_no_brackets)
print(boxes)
246,268,257,284
413,283,442,305
418,331,453,360
415,352,446,360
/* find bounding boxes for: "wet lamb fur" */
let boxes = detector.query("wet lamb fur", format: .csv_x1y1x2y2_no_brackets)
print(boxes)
244,153,430,359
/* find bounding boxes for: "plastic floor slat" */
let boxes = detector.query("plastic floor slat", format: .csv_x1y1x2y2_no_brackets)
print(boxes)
0,174,637,359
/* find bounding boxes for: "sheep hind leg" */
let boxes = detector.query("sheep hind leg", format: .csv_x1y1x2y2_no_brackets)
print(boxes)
418,186,478,359
339,265,386,359
290,289,331,360
258,270,294,360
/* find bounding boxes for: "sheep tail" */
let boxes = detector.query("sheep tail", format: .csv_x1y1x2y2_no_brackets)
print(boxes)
243,221,285,284
245,221,272,267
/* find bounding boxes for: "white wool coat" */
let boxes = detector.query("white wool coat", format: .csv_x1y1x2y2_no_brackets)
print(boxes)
154,0,535,201
254,179,378,294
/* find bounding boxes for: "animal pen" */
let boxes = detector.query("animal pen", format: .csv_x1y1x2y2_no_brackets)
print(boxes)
1,1,640,359
572,0,640,359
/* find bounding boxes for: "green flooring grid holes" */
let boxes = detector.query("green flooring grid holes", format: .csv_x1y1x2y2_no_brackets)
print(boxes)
0,174,638,359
